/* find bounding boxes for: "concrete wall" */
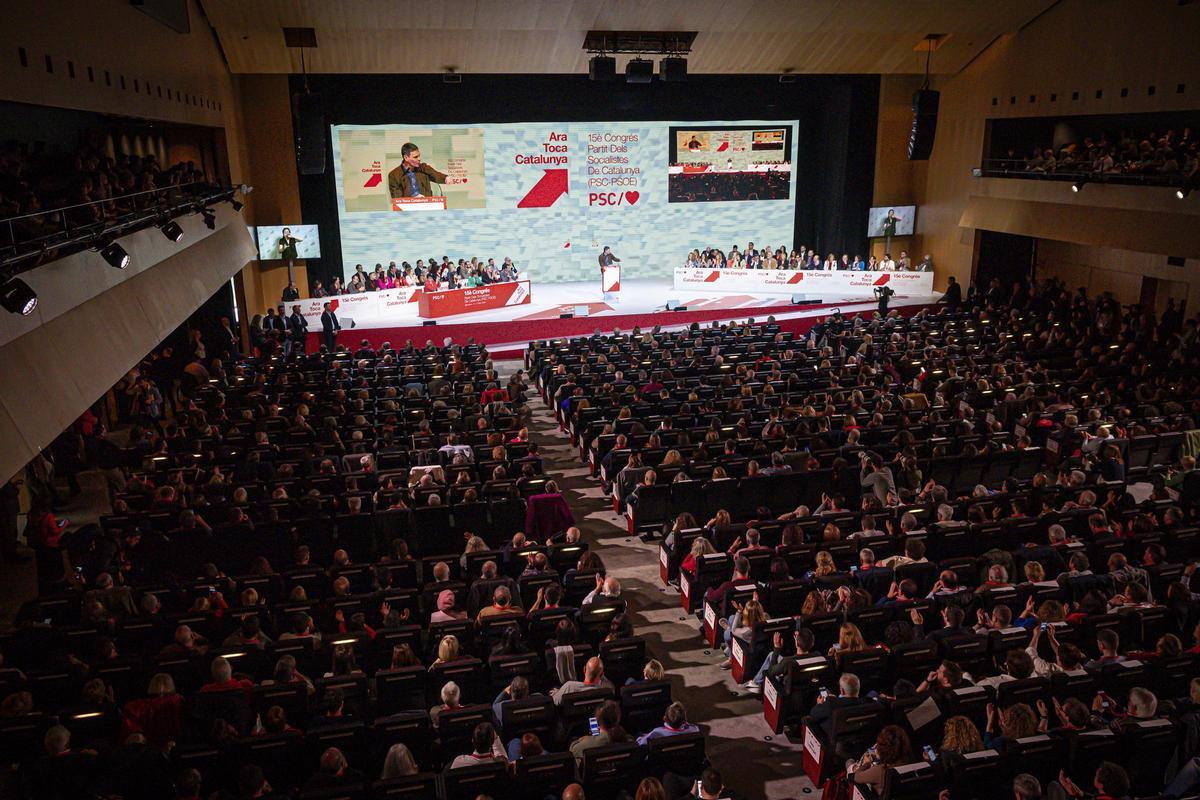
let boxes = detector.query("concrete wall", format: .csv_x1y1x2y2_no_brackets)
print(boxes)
0,0,247,181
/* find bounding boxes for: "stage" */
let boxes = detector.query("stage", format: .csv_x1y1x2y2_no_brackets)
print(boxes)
305,278,938,358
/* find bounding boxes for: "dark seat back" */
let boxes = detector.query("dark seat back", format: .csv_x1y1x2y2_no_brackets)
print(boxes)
645,730,706,778
580,742,645,796
442,760,510,800
619,680,672,735
1001,734,1065,789
513,752,576,797
881,761,940,800
369,774,440,799
1123,718,1178,795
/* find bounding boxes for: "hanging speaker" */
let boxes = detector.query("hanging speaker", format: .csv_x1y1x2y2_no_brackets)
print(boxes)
625,59,654,84
295,93,327,175
907,89,939,161
589,55,616,81
659,57,687,82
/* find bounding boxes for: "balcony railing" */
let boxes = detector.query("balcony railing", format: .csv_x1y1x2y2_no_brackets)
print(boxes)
975,158,1193,190
1,181,240,272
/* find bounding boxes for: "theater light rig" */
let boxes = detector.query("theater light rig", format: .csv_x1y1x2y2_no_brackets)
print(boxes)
584,31,697,83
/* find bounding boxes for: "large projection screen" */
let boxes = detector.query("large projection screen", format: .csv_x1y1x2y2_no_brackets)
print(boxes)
331,120,798,282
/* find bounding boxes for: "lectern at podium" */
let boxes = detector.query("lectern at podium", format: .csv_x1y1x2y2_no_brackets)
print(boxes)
602,264,621,302
391,196,447,212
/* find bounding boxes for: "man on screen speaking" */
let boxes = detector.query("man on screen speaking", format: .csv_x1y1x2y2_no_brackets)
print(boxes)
598,246,621,274
387,143,448,199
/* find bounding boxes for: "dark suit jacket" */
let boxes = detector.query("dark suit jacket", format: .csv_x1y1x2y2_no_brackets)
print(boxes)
925,624,967,645
320,311,340,334
809,695,870,738
287,314,308,338
598,252,620,270
388,163,449,199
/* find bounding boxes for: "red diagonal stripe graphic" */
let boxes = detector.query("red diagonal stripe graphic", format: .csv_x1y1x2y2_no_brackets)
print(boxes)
517,169,568,208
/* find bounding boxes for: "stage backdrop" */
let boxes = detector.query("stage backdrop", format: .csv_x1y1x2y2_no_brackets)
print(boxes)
331,120,799,283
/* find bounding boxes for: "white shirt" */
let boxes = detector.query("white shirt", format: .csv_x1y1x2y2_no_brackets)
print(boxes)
438,443,474,462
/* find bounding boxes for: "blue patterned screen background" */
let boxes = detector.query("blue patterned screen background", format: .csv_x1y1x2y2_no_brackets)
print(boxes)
331,120,799,283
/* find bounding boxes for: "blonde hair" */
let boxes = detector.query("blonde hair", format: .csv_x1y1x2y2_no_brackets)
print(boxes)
437,634,460,663
1023,561,1045,582
837,622,866,653
643,659,665,681
741,599,768,630
147,673,176,696
813,550,836,576
690,537,715,558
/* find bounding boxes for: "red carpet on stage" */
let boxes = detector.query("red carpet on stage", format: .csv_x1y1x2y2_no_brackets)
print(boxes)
305,302,931,359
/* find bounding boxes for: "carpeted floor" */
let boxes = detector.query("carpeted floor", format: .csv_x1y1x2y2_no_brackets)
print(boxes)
503,359,816,800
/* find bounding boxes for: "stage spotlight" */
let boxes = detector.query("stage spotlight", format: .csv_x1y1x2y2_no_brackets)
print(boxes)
98,241,130,270
0,277,38,316
159,219,184,243
1071,179,1087,193
1178,187,1191,199
200,207,216,230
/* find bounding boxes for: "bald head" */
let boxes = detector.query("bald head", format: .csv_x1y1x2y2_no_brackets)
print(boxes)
584,656,605,682
562,784,586,800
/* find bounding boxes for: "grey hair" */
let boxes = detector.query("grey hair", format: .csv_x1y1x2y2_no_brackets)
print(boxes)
1127,686,1157,718
1012,774,1042,800
210,656,232,683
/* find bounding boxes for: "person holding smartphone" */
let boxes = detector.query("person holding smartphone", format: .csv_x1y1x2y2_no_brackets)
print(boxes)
850,726,915,793
568,700,630,763
689,768,732,800
808,673,868,738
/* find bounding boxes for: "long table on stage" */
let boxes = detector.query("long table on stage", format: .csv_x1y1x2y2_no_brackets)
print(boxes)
417,280,532,319
673,266,934,296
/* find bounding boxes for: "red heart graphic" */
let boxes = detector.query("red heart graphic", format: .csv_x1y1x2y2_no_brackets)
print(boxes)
624,191,640,205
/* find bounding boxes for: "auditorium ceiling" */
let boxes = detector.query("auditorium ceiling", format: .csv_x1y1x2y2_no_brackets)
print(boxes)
199,0,1057,76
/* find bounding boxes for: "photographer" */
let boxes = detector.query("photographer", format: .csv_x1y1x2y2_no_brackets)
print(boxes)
876,284,896,315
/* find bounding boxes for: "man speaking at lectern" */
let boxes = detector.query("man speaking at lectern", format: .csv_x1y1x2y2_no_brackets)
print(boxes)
388,143,448,199
598,246,621,273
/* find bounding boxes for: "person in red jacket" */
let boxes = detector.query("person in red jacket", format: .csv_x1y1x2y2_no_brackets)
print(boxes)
200,656,255,699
